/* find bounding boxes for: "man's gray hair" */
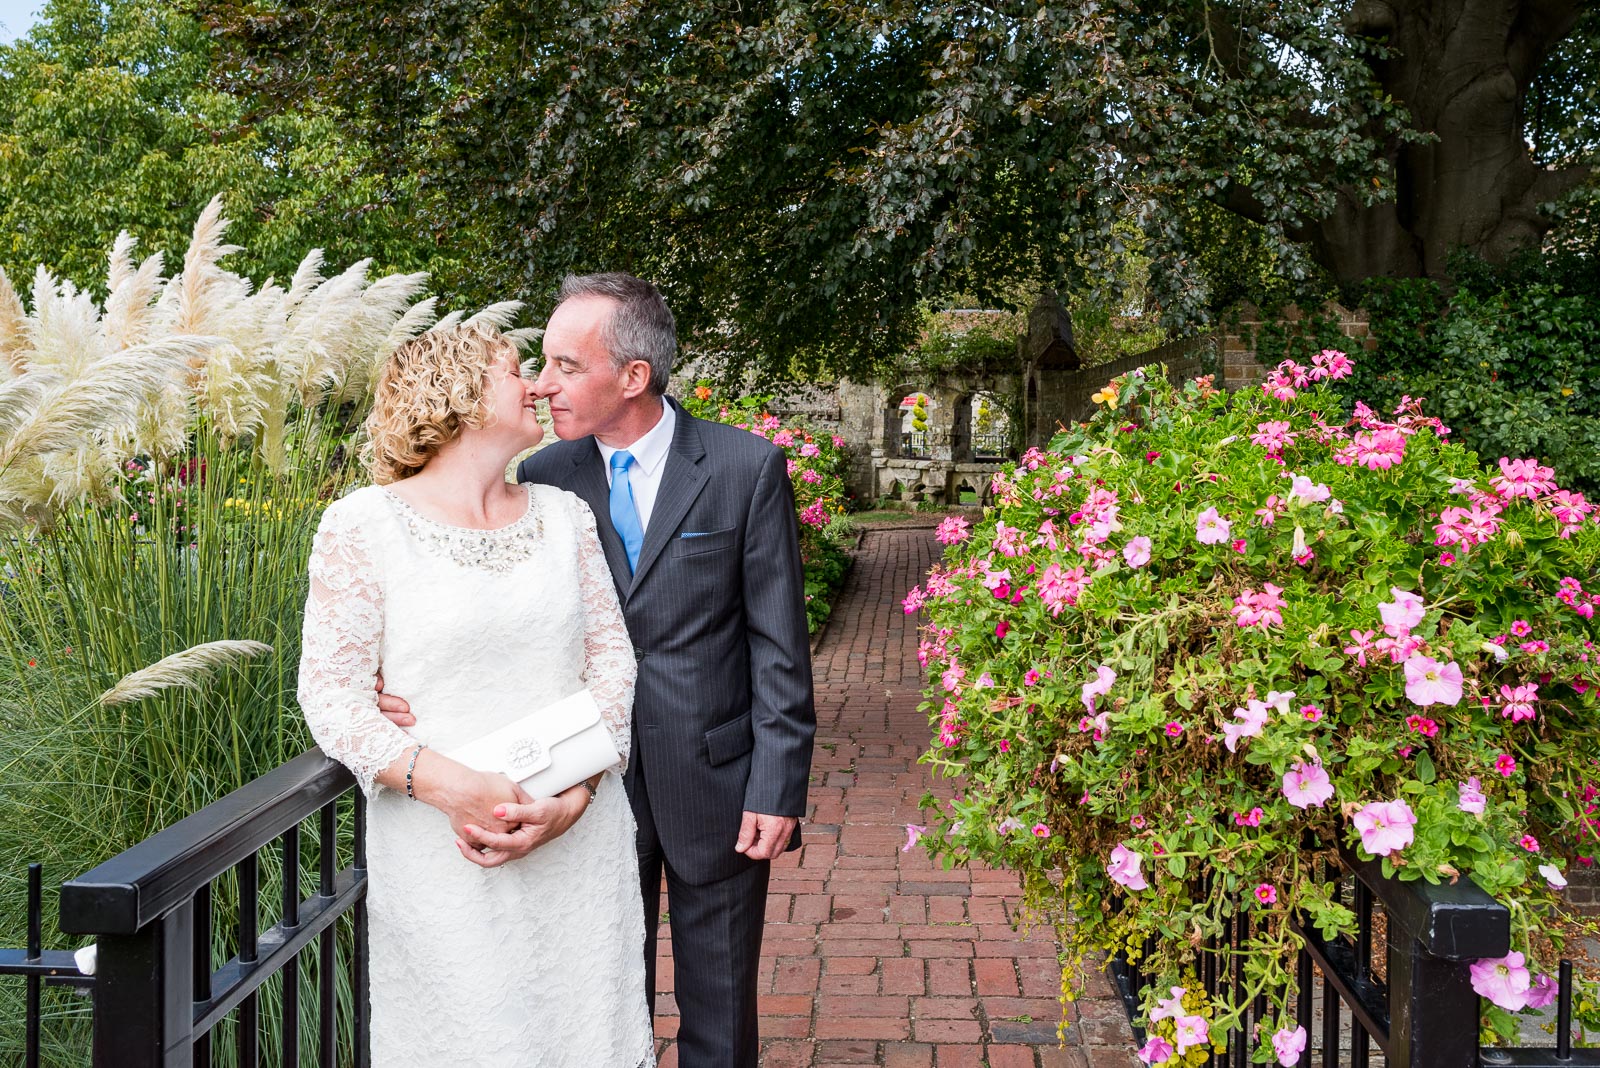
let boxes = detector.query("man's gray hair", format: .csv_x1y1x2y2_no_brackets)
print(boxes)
555,272,677,396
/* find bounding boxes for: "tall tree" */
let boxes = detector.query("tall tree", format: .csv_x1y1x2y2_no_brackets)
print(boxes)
198,0,1598,378
0,0,454,295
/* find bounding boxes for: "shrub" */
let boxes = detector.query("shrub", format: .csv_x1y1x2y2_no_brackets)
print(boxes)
908,354,1600,1059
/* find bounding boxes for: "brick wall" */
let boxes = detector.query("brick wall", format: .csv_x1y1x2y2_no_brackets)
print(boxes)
1219,302,1375,392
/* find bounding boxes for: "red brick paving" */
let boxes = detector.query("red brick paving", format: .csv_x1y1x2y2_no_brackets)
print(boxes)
654,525,1139,1067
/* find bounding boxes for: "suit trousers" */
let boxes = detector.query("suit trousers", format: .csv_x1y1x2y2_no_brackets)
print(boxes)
634,752,769,1068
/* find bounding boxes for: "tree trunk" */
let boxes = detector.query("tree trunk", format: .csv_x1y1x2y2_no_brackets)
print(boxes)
1309,0,1592,284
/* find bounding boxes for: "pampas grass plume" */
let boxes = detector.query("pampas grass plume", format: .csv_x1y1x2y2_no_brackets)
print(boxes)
99,639,274,707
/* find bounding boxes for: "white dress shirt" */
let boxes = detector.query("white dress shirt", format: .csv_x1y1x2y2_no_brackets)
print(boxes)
597,400,676,533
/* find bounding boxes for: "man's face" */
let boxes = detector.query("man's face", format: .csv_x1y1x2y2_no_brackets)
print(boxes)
534,295,629,441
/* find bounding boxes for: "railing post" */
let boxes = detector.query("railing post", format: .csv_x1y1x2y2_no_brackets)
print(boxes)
88,902,194,1068
1385,928,1481,1068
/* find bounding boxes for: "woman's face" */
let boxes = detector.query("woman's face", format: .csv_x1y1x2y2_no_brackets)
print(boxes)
482,350,545,451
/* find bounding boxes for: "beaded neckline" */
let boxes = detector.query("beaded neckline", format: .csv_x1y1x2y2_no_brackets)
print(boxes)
381,484,542,572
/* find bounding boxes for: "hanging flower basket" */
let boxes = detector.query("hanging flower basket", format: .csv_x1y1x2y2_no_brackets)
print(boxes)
908,356,1600,1061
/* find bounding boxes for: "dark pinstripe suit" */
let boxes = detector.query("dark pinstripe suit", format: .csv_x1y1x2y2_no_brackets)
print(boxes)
517,398,815,1066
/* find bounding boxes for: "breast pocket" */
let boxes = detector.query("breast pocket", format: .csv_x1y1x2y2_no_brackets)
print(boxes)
670,526,736,557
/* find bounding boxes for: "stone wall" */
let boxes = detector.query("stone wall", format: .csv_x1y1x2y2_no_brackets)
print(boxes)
1219,302,1375,392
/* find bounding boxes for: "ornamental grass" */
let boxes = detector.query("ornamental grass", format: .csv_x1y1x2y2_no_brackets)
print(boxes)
0,199,523,1064
909,356,1600,1060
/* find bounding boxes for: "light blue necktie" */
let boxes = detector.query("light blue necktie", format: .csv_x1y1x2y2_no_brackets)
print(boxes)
608,450,644,573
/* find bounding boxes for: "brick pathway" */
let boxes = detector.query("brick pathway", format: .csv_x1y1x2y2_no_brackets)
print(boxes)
653,526,1140,1067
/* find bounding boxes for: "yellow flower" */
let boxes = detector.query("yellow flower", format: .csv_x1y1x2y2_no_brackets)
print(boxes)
1561,387,1574,397
1091,385,1118,406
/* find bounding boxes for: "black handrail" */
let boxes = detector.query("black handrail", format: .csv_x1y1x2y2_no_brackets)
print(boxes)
58,749,353,936
45,748,368,1068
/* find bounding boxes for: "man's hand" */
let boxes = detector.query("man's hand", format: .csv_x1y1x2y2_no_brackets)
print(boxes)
734,811,797,861
374,673,415,727
457,782,590,868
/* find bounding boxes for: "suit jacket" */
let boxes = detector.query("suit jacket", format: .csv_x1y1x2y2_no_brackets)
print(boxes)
517,399,816,885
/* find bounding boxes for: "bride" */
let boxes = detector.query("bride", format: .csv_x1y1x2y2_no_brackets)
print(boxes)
296,322,653,1066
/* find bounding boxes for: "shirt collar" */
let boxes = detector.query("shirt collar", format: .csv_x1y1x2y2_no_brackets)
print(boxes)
596,399,675,477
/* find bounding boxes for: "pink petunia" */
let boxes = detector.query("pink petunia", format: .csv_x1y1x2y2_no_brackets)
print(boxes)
1172,1015,1210,1053
1195,507,1232,545
1273,1025,1308,1066
1149,986,1187,1023
902,824,928,852
1081,665,1117,711
1137,1036,1175,1065
1404,653,1463,707
1222,701,1271,752
1495,753,1517,777
1282,762,1335,809
1353,799,1417,856
1379,588,1426,632
1458,777,1487,815
1107,844,1149,890
1254,883,1277,905
1526,974,1558,1010
1469,952,1531,1011
1124,536,1152,568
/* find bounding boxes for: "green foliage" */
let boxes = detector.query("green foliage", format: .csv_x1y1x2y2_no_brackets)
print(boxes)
199,0,1440,375
0,0,447,297
908,361,1600,1053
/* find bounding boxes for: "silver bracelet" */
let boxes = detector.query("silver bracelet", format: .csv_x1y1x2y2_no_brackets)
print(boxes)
405,744,426,800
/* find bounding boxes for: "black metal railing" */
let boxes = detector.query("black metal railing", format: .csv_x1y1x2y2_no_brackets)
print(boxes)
0,863,95,1067
900,430,931,457
5,749,368,1067
1111,843,1600,1067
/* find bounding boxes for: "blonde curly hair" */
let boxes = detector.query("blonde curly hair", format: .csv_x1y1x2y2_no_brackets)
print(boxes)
364,322,520,484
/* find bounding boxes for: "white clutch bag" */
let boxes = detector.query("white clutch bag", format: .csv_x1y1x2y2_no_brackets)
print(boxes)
443,689,620,800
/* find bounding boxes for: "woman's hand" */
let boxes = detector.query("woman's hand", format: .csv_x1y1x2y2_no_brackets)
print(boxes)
456,779,596,868
407,753,521,843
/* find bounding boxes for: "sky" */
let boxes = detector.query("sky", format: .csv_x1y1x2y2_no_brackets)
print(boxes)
0,0,41,43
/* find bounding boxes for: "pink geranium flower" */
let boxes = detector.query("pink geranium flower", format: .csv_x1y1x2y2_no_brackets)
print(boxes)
934,516,971,545
1495,753,1517,777
1195,507,1232,545
1273,1025,1308,1066
1353,799,1417,856
1499,683,1538,722
1404,653,1463,707
1469,952,1531,1011
1107,844,1148,890
1282,762,1335,809
1491,457,1557,500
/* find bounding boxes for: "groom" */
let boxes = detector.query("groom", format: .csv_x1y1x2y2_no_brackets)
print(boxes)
383,273,815,1066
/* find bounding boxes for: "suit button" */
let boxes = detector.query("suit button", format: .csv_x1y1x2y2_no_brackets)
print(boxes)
633,647,646,662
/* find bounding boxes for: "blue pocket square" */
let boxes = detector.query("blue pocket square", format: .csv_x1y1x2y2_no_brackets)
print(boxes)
679,531,712,538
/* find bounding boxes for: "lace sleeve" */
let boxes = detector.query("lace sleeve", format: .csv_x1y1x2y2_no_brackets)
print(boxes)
297,499,413,796
569,493,635,771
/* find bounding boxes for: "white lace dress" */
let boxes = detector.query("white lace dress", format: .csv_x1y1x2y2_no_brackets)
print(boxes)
297,482,653,1068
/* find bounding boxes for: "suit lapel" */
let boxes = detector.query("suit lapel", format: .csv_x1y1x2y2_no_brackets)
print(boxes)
628,401,710,593
565,439,634,595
